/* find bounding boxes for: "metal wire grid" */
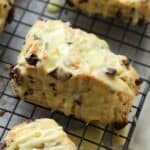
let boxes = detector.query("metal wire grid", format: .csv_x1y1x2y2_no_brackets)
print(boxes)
0,0,150,149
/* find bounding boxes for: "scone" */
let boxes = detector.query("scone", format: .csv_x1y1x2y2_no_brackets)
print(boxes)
68,0,150,24
3,118,76,150
10,20,141,125
0,0,14,33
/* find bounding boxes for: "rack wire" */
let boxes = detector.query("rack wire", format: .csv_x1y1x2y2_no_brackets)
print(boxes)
0,0,150,149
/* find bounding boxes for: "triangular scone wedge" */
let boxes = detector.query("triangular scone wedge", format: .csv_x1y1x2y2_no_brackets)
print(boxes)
10,20,140,125
3,118,76,150
69,0,150,24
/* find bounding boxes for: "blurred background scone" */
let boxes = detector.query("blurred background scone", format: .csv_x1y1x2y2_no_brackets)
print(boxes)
3,118,76,150
69,0,150,24
0,0,14,33
10,20,140,125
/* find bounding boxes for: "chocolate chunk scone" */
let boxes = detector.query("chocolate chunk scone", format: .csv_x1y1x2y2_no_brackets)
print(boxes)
0,0,14,33
68,0,150,24
10,20,140,124
3,118,76,150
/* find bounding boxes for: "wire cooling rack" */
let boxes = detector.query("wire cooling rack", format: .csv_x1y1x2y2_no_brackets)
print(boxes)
0,0,150,149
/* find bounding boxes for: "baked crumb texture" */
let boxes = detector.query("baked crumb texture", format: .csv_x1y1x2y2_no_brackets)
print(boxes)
0,0,14,33
10,20,140,125
3,118,76,150
69,0,150,24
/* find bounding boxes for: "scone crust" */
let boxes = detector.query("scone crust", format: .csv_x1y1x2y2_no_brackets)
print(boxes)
4,118,76,150
70,0,150,24
10,20,140,124
0,0,14,33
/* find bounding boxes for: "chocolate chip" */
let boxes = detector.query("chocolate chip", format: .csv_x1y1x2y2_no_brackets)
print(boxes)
138,18,145,26
73,93,82,106
0,142,6,150
135,78,142,86
10,66,23,85
122,58,131,68
67,42,73,45
67,0,74,7
75,100,81,106
6,6,14,23
0,110,5,117
131,7,135,13
122,59,131,66
49,83,57,96
37,144,45,149
8,1,13,6
105,68,117,76
112,121,128,130
34,35,40,40
28,76,35,83
48,68,72,81
26,54,39,66
9,65,19,79
116,10,122,18
3,4,7,8
49,68,58,80
24,89,33,96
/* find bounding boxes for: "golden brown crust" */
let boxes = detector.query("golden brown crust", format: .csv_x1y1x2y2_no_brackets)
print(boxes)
69,0,150,24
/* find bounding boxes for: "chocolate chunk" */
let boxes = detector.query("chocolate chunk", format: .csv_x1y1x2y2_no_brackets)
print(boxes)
122,58,131,68
112,121,128,130
24,89,33,96
9,65,19,79
79,0,88,4
26,54,39,66
105,68,117,76
135,78,142,86
0,142,6,150
49,68,58,80
6,6,14,23
0,110,5,117
49,68,72,81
